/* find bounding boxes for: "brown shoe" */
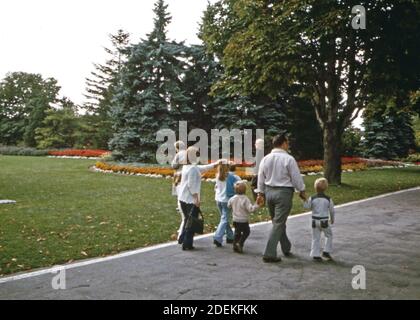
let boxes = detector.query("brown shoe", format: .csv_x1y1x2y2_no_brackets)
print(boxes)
262,256,282,263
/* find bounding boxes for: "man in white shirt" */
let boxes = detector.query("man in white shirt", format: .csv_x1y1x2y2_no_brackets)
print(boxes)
257,133,307,263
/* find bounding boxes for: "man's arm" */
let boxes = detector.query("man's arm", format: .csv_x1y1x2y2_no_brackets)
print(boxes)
256,157,266,195
288,158,306,200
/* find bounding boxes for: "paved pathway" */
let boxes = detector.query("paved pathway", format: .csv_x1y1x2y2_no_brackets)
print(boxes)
1,188,419,300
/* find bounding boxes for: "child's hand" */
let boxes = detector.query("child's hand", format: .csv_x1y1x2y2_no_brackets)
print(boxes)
330,218,335,225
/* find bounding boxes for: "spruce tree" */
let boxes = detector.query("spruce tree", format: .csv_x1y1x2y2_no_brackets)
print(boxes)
83,29,130,149
110,0,189,162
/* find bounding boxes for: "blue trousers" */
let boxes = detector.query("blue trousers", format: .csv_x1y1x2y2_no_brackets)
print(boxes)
213,201,234,244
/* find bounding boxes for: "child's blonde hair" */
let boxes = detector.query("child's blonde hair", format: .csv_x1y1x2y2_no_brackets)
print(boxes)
234,181,247,195
217,163,229,181
314,178,329,193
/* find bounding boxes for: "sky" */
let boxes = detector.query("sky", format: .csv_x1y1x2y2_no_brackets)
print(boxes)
0,0,212,106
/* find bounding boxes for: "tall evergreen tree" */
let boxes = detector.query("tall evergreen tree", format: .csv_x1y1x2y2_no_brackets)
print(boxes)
110,0,190,161
84,29,130,113
83,29,130,149
180,45,220,133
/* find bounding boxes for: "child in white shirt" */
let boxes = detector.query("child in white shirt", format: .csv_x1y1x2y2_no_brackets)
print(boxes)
303,178,335,261
228,181,260,253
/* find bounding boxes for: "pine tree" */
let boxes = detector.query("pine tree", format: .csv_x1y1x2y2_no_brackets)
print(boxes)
110,0,190,162
83,29,130,149
180,45,221,132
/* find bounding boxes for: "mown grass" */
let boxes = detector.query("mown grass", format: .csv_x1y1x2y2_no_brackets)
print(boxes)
0,156,419,276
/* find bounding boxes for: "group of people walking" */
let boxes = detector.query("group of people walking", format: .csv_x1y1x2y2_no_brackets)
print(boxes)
171,132,336,262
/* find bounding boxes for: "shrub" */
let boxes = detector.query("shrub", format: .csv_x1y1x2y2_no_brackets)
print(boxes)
406,153,420,163
0,145,49,156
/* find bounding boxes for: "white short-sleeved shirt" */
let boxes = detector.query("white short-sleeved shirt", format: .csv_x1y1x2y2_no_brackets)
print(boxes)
214,178,228,203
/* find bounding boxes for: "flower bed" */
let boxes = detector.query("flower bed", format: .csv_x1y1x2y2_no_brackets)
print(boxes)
49,149,110,158
94,162,174,177
94,157,394,181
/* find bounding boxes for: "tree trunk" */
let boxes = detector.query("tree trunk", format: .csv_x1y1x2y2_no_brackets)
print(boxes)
323,124,342,185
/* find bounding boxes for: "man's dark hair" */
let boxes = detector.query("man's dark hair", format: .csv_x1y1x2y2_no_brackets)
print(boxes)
272,132,289,148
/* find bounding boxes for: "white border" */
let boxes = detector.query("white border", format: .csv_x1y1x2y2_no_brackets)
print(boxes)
0,186,419,285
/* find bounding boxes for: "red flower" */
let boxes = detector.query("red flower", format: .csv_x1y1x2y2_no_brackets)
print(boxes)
49,149,109,157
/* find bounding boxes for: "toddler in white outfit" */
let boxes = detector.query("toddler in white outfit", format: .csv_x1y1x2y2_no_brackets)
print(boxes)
303,178,335,261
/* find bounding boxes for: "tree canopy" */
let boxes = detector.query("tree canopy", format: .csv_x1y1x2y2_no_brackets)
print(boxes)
0,72,60,146
200,0,420,183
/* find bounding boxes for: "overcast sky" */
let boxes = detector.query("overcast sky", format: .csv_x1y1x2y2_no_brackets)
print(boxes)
0,0,212,105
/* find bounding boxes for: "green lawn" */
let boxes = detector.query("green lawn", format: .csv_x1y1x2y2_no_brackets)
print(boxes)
0,156,419,276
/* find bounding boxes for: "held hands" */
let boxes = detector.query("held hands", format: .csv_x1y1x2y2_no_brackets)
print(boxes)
256,194,265,207
299,191,308,201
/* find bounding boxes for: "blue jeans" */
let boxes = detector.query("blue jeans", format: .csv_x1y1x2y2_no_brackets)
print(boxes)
214,201,234,244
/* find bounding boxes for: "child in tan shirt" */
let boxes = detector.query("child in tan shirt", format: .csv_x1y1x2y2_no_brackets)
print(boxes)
228,181,261,253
